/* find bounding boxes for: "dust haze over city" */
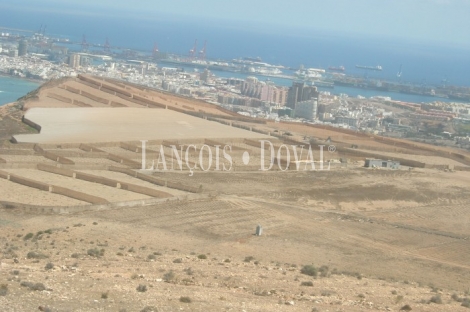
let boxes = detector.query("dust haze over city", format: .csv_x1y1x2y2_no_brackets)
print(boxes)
0,1,470,311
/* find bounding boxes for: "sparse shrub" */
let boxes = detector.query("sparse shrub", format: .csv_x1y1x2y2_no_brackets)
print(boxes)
358,293,365,299
184,267,194,276
136,284,147,292
321,291,332,297
179,296,192,303
395,295,404,304
128,247,135,253
147,254,156,260
101,291,109,299
400,304,412,311
244,256,255,263
11,270,20,276
153,252,162,256
391,290,398,295
23,233,34,240
429,294,442,304
300,281,313,287
452,293,462,302
27,251,48,259
117,252,124,256
163,271,175,282
131,273,139,279
301,265,318,277
319,265,329,277
461,298,470,308
197,254,207,260
87,248,104,258
45,262,54,270
44,229,53,234
0,284,8,296
173,258,183,263
20,281,46,291
93,222,98,225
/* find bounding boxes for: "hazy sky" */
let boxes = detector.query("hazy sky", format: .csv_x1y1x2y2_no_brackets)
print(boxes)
4,0,470,47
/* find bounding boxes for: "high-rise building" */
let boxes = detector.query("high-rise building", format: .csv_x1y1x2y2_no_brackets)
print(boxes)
286,82,319,110
200,69,211,83
294,99,318,121
240,77,287,106
8,49,18,58
18,40,28,56
68,53,81,69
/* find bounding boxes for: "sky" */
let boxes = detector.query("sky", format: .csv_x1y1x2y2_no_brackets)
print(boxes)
2,0,470,48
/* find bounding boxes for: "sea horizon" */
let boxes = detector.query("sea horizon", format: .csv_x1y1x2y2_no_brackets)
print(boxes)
1,9,470,88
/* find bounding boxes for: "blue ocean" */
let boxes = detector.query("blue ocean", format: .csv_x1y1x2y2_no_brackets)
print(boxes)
1,7,469,103
0,76,40,105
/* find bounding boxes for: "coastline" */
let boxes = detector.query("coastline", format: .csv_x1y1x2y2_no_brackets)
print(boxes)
0,72,44,85
0,74,42,107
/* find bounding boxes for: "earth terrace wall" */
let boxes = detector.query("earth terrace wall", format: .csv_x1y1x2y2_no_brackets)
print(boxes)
100,85,132,98
50,185,108,204
107,153,141,169
0,157,5,164
0,193,210,214
80,90,110,105
64,85,81,95
77,75,102,88
77,79,101,90
108,166,201,193
22,116,42,132
110,101,128,107
337,148,427,168
43,151,75,165
455,166,470,171
79,144,106,153
232,123,251,131
109,166,165,186
37,164,74,177
0,170,49,191
122,94,166,109
39,164,173,198
73,100,92,107
47,92,72,104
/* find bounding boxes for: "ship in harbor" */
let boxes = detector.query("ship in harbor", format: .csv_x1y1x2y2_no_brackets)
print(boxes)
355,65,383,71
328,66,345,72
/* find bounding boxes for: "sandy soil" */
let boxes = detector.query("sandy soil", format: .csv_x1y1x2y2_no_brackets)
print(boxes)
13,107,270,144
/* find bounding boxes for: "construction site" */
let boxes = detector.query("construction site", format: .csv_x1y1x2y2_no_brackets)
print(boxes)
1,75,470,311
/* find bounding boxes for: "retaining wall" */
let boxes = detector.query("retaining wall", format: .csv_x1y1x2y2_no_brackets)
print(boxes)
43,151,75,165
77,74,102,88
47,93,72,104
107,153,141,169
65,85,81,94
50,185,108,204
22,116,42,132
120,142,141,153
120,184,172,198
111,101,127,107
77,79,101,90
0,193,209,214
80,90,109,105
37,164,74,177
73,100,92,107
79,144,106,153
0,171,50,191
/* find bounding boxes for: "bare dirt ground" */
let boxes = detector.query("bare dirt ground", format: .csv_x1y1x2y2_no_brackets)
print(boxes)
1,77,470,311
